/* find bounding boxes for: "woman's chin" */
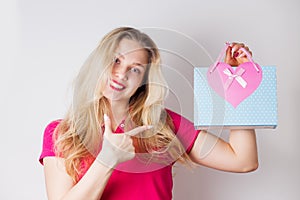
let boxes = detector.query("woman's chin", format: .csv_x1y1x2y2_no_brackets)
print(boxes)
103,93,128,103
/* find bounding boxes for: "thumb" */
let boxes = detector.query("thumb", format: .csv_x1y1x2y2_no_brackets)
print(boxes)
103,114,112,135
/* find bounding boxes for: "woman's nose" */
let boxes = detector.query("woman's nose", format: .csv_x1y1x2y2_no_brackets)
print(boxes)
113,66,128,80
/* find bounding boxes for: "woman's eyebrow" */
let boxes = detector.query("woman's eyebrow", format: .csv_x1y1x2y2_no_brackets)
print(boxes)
115,52,146,68
132,62,146,68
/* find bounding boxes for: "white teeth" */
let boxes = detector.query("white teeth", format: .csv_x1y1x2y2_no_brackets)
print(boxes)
111,81,125,89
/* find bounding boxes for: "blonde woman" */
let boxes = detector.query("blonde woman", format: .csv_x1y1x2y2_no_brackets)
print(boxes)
39,27,258,200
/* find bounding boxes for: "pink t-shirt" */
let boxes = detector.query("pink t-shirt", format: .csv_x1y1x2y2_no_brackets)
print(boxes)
39,109,200,200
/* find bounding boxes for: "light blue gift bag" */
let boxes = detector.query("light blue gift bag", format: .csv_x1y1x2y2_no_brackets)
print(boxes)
194,66,277,129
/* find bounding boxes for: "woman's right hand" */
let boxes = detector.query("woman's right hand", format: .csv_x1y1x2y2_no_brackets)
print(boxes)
96,114,152,168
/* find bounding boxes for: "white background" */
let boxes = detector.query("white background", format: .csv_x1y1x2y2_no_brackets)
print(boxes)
1,0,299,199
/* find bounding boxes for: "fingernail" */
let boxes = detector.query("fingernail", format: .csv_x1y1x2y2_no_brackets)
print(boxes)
234,52,239,58
104,114,109,121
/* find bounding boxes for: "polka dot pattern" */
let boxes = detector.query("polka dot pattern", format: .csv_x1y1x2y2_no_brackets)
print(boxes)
194,66,277,129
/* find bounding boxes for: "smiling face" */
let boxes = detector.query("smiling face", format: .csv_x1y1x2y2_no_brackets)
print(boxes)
102,38,149,104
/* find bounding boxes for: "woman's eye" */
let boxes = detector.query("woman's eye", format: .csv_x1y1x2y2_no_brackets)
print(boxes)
130,67,140,74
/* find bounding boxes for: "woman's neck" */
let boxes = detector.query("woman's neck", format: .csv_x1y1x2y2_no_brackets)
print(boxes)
109,100,129,127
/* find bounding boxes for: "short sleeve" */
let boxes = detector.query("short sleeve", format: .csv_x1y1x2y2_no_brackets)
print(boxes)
39,120,61,165
167,109,201,154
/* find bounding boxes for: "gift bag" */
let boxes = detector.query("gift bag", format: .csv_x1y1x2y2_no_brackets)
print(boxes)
194,43,277,129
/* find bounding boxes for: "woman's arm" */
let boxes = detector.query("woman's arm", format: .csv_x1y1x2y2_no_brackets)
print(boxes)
43,115,151,200
189,129,258,172
43,157,114,200
189,42,258,172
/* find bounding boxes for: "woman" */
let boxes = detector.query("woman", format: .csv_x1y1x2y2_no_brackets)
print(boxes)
39,27,258,200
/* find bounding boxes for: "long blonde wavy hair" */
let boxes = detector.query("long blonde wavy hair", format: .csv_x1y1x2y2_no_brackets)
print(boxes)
54,27,192,182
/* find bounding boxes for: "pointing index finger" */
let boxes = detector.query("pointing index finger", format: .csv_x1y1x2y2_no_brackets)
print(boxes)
125,125,153,136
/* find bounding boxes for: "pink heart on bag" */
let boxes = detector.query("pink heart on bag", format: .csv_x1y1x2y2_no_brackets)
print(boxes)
207,62,263,108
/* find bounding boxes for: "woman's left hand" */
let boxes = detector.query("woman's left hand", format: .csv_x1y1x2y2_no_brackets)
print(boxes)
225,42,253,66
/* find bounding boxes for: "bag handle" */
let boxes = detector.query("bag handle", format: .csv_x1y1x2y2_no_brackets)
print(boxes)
209,42,260,73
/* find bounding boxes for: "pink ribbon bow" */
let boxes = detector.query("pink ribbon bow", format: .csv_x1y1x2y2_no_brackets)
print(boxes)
223,68,247,90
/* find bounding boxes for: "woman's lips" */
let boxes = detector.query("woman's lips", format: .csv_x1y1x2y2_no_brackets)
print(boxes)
110,79,125,91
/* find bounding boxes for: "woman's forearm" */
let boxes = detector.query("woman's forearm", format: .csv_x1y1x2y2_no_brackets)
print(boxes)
60,161,113,200
44,157,114,200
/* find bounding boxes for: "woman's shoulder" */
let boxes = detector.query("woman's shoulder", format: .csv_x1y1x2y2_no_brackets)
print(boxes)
165,109,189,122
42,119,63,140
165,108,181,118
165,109,200,153
39,119,63,165
44,119,63,135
